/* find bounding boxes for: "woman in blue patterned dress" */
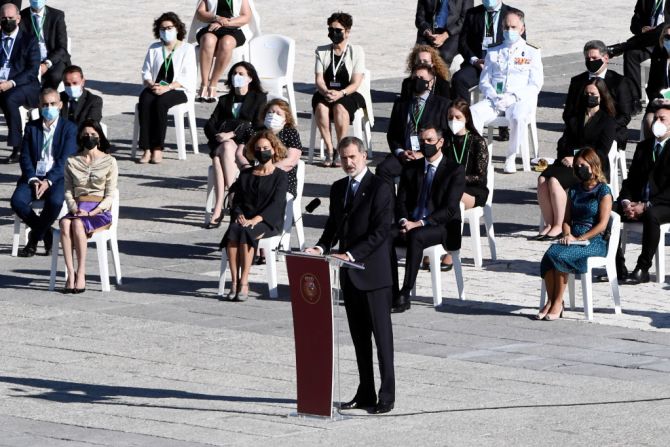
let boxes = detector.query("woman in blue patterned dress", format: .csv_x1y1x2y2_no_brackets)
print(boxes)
537,148,613,320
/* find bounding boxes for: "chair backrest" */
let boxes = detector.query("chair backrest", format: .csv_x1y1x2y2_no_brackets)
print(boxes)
485,144,494,206
607,140,617,175
605,211,621,262
109,190,120,233
295,159,305,200
360,69,374,127
607,141,619,198
249,34,294,80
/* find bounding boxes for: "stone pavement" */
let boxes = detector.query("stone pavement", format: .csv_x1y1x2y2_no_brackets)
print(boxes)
1,0,670,445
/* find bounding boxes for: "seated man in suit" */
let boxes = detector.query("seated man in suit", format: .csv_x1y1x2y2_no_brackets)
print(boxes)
612,105,670,284
60,65,103,126
414,0,473,65
377,63,450,188
0,2,41,163
305,136,395,414
470,8,543,173
10,88,77,257
392,125,465,313
19,0,70,89
564,40,635,152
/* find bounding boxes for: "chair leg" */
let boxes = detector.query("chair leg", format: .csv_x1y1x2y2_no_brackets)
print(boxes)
280,197,294,251
96,239,111,292
12,216,21,257
483,206,497,261
187,106,199,154
428,248,442,307
469,218,482,268
174,111,187,160
218,250,228,296
205,166,215,226
567,274,576,310
131,103,140,159
605,262,622,314
110,237,122,285
267,249,278,298
539,278,546,309
294,204,305,251
308,116,317,164
621,226,628,255
451,250,465,300
655,237,665,284
521,122,532,172
364,119,373,159
49,229,61,291
581,272,593,321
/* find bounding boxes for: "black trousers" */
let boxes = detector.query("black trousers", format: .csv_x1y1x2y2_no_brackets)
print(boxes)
615,203,670,271
451,63,481,103
41,61,67,90
403,225,448,291
376,154,403,189
416,34,459,65
623,45,654,101
0,83,40,147
10,178,64,242
138,88,187,150
341,272,395,405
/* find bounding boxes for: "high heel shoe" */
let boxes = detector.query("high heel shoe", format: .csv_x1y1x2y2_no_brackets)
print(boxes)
236,283,249,302
206,86,218,103
196,85,207,103
206,215,222,229
226,283,238,300
543,306,564,321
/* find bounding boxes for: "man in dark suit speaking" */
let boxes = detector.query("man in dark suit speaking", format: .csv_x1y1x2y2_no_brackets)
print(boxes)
305,136,396,414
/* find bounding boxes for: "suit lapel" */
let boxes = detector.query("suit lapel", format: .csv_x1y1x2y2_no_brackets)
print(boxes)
240,91,256,120
348,170,372,214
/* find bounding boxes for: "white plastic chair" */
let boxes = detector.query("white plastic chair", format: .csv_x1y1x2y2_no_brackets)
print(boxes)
607,141,621,199
131,99,199,160
641,59,651,107
12,201,68,257
484,104,539,172
249,34,297,121
49,190,122,292
540,212,622,320
621,221,669,284
204,165,217,226
279,160,306,251
461,152,497,267
410,246,465,307
308,69,374,163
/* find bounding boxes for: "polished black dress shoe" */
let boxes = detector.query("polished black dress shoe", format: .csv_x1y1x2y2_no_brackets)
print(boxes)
606,42,627,58
627,268,650,284
391,293,411,313
372,401,394,414
340,398,376,410
17,243,37,257
440,262,453,272
3,151,20,164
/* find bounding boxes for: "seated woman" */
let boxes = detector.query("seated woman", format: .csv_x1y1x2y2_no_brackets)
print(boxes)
138,12,196,164
189,0,252,102
59,120,118,294
538,148,613,320
642,23,670,139
534,78,615,240
400,44,451,100
313,11,366,167
220,130,288,301
204,61,266,228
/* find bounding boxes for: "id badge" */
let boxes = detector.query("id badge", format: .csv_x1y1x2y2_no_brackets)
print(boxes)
330,81,341,88
410,135,420,152
159,80,169,86
39,42,47,60
36,160,47,177
496,81,504,95
483,36,493,48
0,67,9,81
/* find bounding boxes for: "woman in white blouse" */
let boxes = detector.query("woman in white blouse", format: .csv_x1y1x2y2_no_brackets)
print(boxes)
138,11,196,164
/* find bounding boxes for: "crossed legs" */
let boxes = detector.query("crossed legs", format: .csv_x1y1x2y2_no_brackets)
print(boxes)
537,176,567,237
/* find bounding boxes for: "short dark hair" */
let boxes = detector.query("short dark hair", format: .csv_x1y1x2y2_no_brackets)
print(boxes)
226,61,264,93
504,7,525,25
327,12,353,30
77,119,111,153
583,40,608,57
412,62,435,77
40,88,60,101
62,65,84,79
418,124,443,140
152,12,187,41
337,136,365,153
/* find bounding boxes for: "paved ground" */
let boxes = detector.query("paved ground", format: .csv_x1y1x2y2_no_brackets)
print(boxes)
1,0,670,445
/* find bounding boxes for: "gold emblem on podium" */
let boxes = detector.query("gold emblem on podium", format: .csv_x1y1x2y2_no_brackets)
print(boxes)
300,273,321,304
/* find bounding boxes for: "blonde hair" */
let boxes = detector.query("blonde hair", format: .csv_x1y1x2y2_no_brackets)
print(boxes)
405,44,450,81
245,130,287,163
261,98,296,128
574,147,607,184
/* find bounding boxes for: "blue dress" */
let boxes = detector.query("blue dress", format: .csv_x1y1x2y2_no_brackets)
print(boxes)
540,183,612,277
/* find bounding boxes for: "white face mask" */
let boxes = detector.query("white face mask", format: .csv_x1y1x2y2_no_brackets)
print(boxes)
652,120,668,138
448,119,466,135
232,74,248,89
160,28,177,43
264,112,285,131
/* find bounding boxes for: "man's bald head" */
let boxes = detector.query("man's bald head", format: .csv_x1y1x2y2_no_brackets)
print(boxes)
0,3,19,17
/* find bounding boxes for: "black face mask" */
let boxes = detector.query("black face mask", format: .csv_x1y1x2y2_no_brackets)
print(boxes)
420,142,440,158
585,58,604,74
255,149,273,164
328,29,345,44
1,19,17,34
575,165,592,181
81,136,99,150
413,78,430,94
586,95,600,108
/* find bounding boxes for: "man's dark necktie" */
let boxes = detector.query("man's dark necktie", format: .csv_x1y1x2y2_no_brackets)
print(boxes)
69,99,77,121
413,164,435,221
344,179,356,213
486,11,495,37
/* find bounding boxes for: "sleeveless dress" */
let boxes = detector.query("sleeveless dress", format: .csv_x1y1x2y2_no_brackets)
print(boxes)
540,183,612,277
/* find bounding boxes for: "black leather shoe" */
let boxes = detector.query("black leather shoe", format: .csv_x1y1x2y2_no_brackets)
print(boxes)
3,152,19,164
391,293,411,313
340,398,376,410
18,243,37,257
372,401,394,414
440,262,453,272
43,230,53,256
497,126,509,141
606,42,627,58
627,268,650,284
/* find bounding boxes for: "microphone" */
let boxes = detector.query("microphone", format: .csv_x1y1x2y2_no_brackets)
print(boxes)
305,198,321,213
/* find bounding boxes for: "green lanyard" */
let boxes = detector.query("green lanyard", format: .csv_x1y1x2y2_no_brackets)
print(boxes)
412,102,426,132
484,10,496,37
41,131,54,159
162,45,176,77
225,0,233,11
31,12,46,42
451,132,469,165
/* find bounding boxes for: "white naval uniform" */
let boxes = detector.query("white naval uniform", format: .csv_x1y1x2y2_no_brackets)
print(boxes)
470,37,544,172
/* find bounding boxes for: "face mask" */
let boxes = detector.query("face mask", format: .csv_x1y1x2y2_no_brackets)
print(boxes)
585,58,604,74
328,28,345,44
420,142,440,158
232,74,248,89
64,85,82,99
255,149,273,164
81,136,99,150
30,0,45,10
448,119,466,135
413,77,430,94
664,40,670,54
160,28,177,43
652,120,668,138
41,106,59,121
264,112,285,131
586,95,599,108
575,165,592,182
503,29,520,44
1,19,17,34
483,0,498,9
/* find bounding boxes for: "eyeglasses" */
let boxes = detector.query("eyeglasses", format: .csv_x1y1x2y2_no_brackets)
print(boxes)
159,25,175,31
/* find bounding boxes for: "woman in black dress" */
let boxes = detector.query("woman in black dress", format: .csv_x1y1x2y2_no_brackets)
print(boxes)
400,44,451,100
204,61,266,228
313,12,366,167
534,78,616,240
220,130,288,301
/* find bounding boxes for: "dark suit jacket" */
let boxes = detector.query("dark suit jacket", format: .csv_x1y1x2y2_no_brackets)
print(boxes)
415,0,472,37
645,45,670,101
558,109,616,180
19,118,78,185
59,89,103,125
619,138,670,207
316,170,393,291
631,0,670,35
204,90,267,149
396,156,465,249
386,94,451,153
2,28,40,88
19,6,70,66
458,3,525,65
563,70,634,148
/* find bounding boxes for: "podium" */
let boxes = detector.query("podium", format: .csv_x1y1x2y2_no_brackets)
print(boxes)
282,251,364,419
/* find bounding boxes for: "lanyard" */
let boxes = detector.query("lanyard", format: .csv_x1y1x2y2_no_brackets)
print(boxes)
331,44,348,81
41,131,54,158
451,132,469,165
484,10,496,37
412,101,426,132
31,13,46,42
225,0,233,11
162,43,178,77
1,36,14,62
